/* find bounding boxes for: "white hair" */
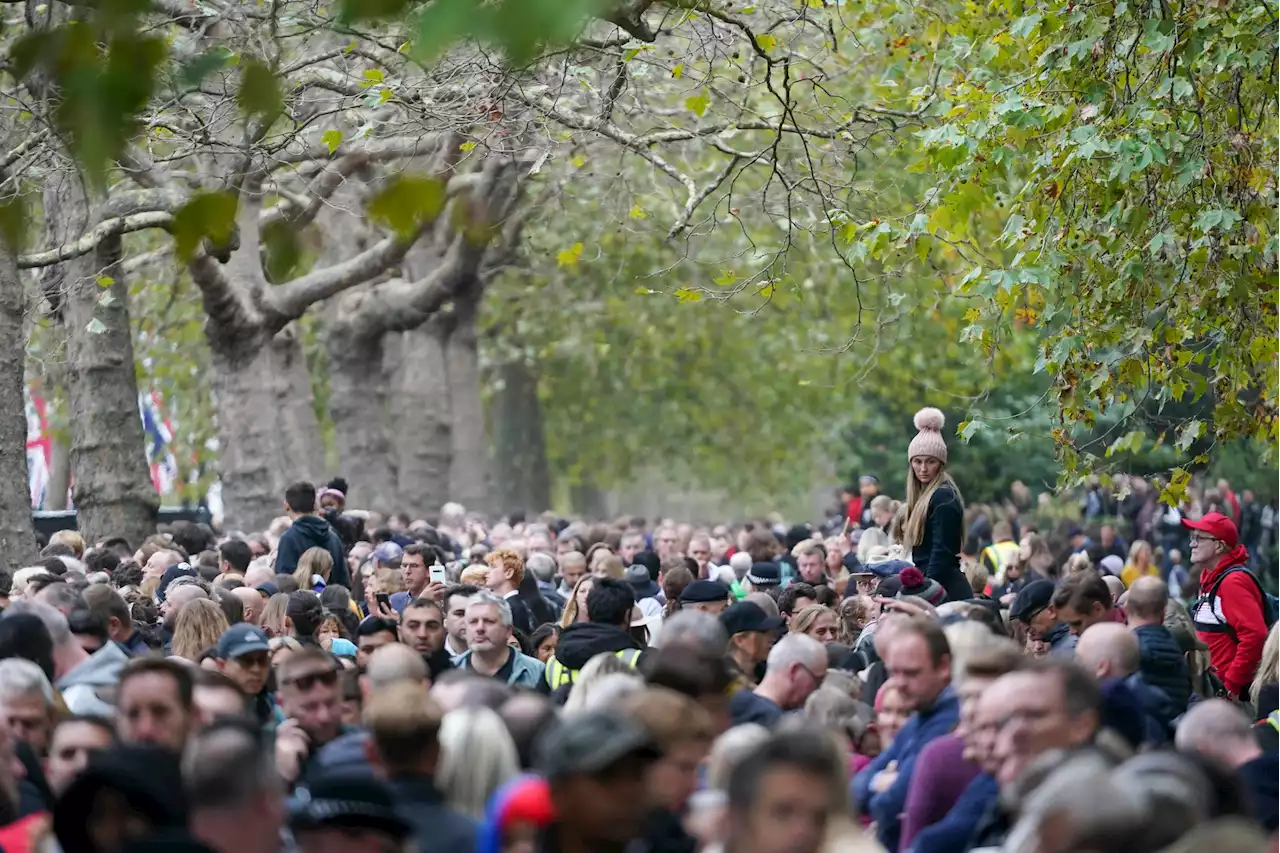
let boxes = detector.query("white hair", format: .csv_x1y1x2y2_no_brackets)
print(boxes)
466,589,513,628
525,552,557,583
766,632,825,672
656,610,728,654
3,599,72,647
0,658,54,705
437,706,519,819
567,671,645,713
714,566,737,585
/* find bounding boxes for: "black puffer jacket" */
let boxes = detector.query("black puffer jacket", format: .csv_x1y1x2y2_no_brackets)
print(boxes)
1134,624,1191,715
554,622,643,670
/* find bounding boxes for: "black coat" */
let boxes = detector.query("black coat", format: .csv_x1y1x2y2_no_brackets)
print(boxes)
1133,624,1192,716
911,485,970,602
386,774,479,853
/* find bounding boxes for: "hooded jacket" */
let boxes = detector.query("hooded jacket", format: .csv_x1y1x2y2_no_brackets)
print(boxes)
1133,624,1191,715
1192,546,1268,697
57,641,129,717
543,622,644,693
275,515,350,588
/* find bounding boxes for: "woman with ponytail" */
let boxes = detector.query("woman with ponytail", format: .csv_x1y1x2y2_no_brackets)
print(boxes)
900,408,970,602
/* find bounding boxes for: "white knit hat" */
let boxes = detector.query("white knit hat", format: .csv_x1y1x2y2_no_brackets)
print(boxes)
907,407,948,464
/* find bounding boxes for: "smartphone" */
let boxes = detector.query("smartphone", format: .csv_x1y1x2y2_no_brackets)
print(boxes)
430,562,447,584
376,593,391,612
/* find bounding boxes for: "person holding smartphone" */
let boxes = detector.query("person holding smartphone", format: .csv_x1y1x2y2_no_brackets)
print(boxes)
391,545,449,615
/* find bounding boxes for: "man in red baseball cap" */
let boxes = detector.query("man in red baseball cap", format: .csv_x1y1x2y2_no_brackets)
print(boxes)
1184,512,1270,699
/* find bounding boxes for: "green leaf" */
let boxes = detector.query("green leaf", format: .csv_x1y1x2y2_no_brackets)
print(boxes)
337,0,412,22
263,220,302,283
685,90,710,117
671,64,684,79
178,47,234,89
957,419,984,441
673,288,702,303
85,318,108,335
1175,419,1203,451
322,130,343,154
366,175,448,240
713,269,739,286
172,191,239,262
0,195,27,253
237,59,283,125
360,69,385,87
459,141,477,152
755,33,778,53
628,204,648,220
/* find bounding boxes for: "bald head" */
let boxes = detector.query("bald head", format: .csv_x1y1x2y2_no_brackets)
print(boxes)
164,584,209,628
230,587,262,625
1175,699,1260,767
1102,576,1125,602
1075,622,1140,679
744,592,780,619
243,565,274,589
1125,576,1167,624
364,643,428,691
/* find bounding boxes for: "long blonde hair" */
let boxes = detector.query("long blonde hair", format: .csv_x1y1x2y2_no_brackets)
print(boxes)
902,467,963,552
293,547,333,591
437,707,519,819
260,593,291,638
1250,623,1279,707
560,575,594,628
171,599,230,661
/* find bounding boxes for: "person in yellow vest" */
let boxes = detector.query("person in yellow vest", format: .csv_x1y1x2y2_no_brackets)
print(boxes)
980,522,1020,594
541,578,646,699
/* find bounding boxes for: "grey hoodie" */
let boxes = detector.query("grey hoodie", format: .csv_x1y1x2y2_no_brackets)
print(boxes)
57,641,128,717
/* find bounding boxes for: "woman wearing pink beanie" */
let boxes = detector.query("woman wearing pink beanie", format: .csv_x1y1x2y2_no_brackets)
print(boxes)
900,407,970,602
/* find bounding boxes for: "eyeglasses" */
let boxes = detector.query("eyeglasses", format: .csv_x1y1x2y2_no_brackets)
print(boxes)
283,668,339,691
1189,534,1219,545
798,663,826,686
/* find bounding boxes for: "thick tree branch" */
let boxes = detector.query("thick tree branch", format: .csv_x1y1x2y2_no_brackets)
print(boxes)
188,252,262,341
264,232,419,327
17,212,173,268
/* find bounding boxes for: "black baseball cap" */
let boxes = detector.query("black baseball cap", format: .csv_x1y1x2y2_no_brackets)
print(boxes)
719,601,783,636
290,770,409,839
680,579,731,604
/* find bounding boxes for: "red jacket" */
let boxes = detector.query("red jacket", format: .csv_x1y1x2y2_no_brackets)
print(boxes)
1192,546,1268,697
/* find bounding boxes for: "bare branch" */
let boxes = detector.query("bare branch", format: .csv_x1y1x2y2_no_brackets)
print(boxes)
17,212,173,269
668,154,742,238
265,232,419,326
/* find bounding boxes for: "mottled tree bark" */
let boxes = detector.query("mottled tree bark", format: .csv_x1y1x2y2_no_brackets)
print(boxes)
391,320,454,516
43,181,158,548
208,322,324,532
490,357,550,515
44,435,71,511
444,289,491,513
0,251,37,567
327,318,399,514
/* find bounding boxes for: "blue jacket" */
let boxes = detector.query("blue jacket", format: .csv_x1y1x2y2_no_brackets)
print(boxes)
453,648,545,689
852,684,961,852
1133,624,1191,715
909,773,998,853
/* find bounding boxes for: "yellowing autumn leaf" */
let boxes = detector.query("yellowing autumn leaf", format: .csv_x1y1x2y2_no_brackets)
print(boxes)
756,34,778,53
629,204,648,219
713,269,739,286
571,153,587,168
557,242,584,268
673,288,702,303
322,130,343,154
460,141,477,152
671,64,684,79
685,90,710,117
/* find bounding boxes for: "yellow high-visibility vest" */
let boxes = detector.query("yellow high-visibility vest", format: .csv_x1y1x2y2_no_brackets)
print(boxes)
544,648,643,689
981,540,1020,576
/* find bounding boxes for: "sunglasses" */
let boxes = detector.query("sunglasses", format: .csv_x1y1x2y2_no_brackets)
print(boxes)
284,668,339,691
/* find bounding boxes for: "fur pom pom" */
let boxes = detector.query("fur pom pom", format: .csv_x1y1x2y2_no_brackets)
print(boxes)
898,566,925,587
913,407,945,432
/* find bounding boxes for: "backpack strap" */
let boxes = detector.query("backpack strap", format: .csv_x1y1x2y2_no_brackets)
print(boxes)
1202,566,1266,643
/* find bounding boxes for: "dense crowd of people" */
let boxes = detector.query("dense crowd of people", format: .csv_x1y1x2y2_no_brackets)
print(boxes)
0,406,1272,853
